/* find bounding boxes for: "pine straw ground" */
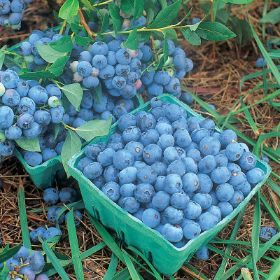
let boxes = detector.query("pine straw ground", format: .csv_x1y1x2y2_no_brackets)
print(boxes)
0,0,280,279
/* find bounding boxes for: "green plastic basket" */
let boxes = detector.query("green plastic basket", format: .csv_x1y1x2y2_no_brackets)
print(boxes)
15,94,144,189
68,94,271,275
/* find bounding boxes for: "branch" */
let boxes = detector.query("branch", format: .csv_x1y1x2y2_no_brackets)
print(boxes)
78,8,96,38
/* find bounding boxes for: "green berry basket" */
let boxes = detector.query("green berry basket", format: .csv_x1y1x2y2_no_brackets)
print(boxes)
67,94,271,275
15,94,144,189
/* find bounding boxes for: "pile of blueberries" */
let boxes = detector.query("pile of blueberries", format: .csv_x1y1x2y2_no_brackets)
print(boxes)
1,246,48,280
30,186,82,243
77,98,265,247
0,69,65,163
0,0,32,28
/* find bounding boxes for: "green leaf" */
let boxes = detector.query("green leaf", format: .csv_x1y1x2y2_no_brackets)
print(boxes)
0,48,5,70
48,56,69,77
0,244,22,263
251,193,261,280
19,70,54,80
36,44,67,63
260,7,280,25
76,118,112,142
66,210,84,280
59,0,79,21
124,29,138,50
18,187,31,249
74,35,93,46
61,83,83,111
100,10,110,33
49,36,73,53
267,257,280,280
61,130,82,175
42,242,71,280
80,0,94,11
104,254,118,280
15,137,40,152
196,21,236,41
122,250,141,280
120,0,134,16
223,0,254,3
148,0,182,28
181,29,201,46
133,0,144,19
109,3,122,32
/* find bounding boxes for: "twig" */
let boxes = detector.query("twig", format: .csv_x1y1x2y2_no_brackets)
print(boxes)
181,266,205,280
78,9,95,38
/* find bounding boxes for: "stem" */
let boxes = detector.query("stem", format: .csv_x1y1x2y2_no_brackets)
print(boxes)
78,8,96,38
92,0,113,7
59,20,67,35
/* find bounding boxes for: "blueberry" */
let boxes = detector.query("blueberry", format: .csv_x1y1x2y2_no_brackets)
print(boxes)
113,149,134,170
43,188,59,205
102,182,120,202
14,246,30,260
0,106,14,129
227,162,241,175
157,134,174,149
167,159,186,176
164,174,183,194
81,92,94,109
181,92,193,105
255,57,266,68
163,146,179,163
59,187,77,203
143,144,162,164
28,85,48,104
116,48,131,64
183,220,201,239
120,183,136,197
30,226,47,243
198,212,219,231
138,113,156,131
239,152,256,171
121,197,140,213
107,51,117,65
196,174,213,194
215,153,228,167
30,251,45,273
125,141,143,160
116,64,130,76
92,176,105,189
90,41,109,55
196,246,209,260
133,207,145,220
182,157,198,173
199,136,221,156
218,202,233,218
134,160,146,170
122,126,141,143
36,274,49,280
142,208,161,228
187,117,200,133
50,106,64,123
119,166,137,184
5,125,22,140
238,180,251,196
103,165,118,182
154,176,166,191
19,267,35,280
140,45,153,62
246,168,264,185
44,227,62,240
161,224,183,242
82,76,100,88
0,140,14,157
211,166,231,184
24,151,43,166
1,70,19,88
191,128,210,144
79,50,92,62
77,61,93,77
170,192,189,210
97,148,115,167
182,173,199,193
83,162,103,179
84,144,102,160
134,183,154,203
34,110,51,125
108,39,121,52
142,70,155,85
209,191,218,205
151,191,170,211
200,119,215,130
46,84,62,98
229,171,246,187
229,190,244,208
2,89,20,107
155,122,173,135
42,148,57,161
151,161,167,176
215,183,234,202
198,155,216,174
208,205,222,221
225,142,244,161
259,226,277,241
137,165,157,184
165,77,181,96
118,113,136,131
193,193,212,210
184,201,202,219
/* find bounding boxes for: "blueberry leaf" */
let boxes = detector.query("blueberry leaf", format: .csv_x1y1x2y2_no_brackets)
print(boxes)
196,21,236,41
61,130,82,176
36,44,67,64
48,56,70,77
59,0,79,21
49,36,73,53
75,117,112,142
133,0,144,20
223,0,254,3
15,137,41,152
0,47,5,70
124,29,138,50
181,29,201,46
61,83,83,111
0,244,22,264
108,3,122,32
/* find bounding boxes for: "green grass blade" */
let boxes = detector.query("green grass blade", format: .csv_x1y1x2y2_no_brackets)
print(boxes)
251,192,261,280
241,101,258,134
104,254,119,280
184,263,208,280
17,187,31,249
260,194,280,230
127,246,162,280
214,209,245,279
250,24,280,85
80,242,106,259
42,242,71,280
267,257,280,280
112,268,131,280
241,268,253,280
88,214,124,262
66,210,84,280
122,250,141,280
268,179,280,197
0,244,22,263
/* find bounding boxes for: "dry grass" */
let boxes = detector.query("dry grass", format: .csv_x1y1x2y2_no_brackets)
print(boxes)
1,0,280,279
